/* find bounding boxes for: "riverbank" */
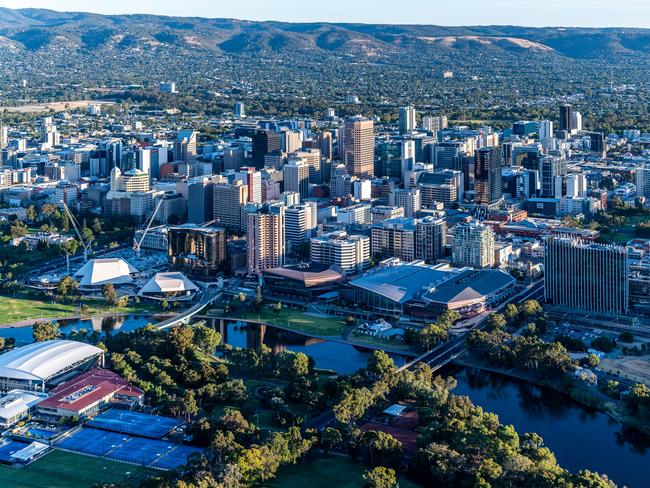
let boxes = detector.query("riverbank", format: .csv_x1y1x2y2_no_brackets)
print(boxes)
197,314,417,357
453,355,650,436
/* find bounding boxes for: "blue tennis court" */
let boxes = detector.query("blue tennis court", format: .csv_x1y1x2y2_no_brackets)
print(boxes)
87,410,182,439
106,437,176,465
57,428,129,457
0,440,30,463
151,445,204,470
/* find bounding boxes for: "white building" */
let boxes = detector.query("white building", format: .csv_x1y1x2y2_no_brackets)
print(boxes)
310,231,370,274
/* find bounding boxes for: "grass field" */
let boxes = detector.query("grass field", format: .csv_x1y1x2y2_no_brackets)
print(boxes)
262,457,423,488
0,292,159,326
216,306,349,337
0,449,157,488
0,296,75,325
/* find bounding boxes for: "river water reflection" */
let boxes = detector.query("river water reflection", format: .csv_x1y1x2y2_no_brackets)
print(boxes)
1,316,648,486
446,366,650,488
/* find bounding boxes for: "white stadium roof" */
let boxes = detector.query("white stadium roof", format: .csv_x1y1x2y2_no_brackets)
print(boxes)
139,272,199,295
0,340,104,382
74,258,139,287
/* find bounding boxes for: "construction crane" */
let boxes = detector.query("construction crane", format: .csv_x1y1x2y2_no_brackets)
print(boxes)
62,201,92,263
133,197,164,255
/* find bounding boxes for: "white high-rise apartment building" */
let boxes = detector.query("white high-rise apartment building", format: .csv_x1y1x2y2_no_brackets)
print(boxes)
399,106,416,135
247,204,286,275
565,173,588,197
636,165,650,197
310,231,370,274
390,188,421,218
401,140,416,187
285,203,317,246
539,120,554,141
452,220,496,269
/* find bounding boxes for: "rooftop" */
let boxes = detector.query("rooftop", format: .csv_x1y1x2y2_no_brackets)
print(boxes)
0,340,104,382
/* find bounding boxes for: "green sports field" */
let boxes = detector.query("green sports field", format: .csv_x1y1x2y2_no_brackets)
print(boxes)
0,449,158,487
262,457,423,488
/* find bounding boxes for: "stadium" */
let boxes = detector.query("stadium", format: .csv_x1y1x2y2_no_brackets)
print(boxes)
0,340,104,393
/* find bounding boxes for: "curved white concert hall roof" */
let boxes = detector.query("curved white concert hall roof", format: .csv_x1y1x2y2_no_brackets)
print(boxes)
0,340,104,382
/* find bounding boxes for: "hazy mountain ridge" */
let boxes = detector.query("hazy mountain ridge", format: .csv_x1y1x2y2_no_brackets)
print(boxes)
2,7,650,59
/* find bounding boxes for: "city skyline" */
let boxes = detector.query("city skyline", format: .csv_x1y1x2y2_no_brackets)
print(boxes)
3,0,650,28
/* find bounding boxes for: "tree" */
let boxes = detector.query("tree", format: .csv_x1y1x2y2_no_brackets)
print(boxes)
91,217,102,235
487,313,507,331
33,321,59,342
0,337,5,350
169,325,195,355
366,350,397,381
591,337,616,353
56,275,79,300
520,299,542,319
363,467,397,488
101,283,117,305
115,296,129,308
193,322,221,353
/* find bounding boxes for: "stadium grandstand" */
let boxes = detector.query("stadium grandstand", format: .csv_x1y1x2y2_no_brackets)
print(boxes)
0,340,104,393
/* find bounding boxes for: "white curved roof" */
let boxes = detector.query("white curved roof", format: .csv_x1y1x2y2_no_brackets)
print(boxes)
139,272,199,294
0,340,104,382
74,258,139,286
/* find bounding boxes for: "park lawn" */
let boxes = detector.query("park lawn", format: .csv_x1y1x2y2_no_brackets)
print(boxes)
0,449,157,488
236,308,348,337
261,457,423,488
347,333,414,354
0,292,161,326
0,295,76,325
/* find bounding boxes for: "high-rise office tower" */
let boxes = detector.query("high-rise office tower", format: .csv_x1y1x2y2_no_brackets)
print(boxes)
401,140,416,187
573,111,583,132
432,142,464,171
235,167,262,204
539,120,554,141
234,101,246,118
317,130,333,161
415,217,446,261
636,165,650,197
540,155,567,198
291,149,321,184
545,237,629,314
168,226,227,280
252,129,282,169
188,176,215,224
377,142,402,179
559,105,574,132
247,203,286,274
565,173,588,198
285,203,317,246
418,169,464,208
282,129,303,153
399,106,416,135
343,116,374,178
452,220,495,269
174,130,197,162
474,146,503,206
389,188,421,218
213,181,248,229
589,132,606,158
283,159,310,198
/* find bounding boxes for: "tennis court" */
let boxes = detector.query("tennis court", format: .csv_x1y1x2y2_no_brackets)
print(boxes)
57,428,129,457
151,445,204,470
57,428,203,469
87,409,182,439
0,440,30,463
106,437,176,465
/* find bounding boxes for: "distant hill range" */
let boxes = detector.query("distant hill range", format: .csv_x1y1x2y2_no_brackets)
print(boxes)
1,7,650,59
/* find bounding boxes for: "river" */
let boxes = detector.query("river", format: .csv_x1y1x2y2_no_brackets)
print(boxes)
1,316,648,486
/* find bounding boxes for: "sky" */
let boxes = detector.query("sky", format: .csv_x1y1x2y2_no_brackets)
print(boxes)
3,0,650,27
